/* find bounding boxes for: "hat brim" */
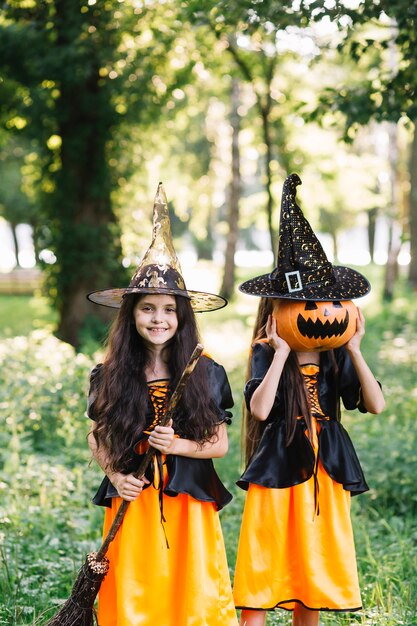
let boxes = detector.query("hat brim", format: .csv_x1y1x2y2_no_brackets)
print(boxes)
87,286,227,313
239,266,370,301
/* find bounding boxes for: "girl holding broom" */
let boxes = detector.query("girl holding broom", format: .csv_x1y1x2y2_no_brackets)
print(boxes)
86,184,238,626
233,174,385,626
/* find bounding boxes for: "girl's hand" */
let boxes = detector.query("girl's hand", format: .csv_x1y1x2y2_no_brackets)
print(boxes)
148,419,176,455
111,472,150,501
345,307,365,354
266,314,291,356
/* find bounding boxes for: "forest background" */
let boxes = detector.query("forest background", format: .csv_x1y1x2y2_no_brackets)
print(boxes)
0,1,416,625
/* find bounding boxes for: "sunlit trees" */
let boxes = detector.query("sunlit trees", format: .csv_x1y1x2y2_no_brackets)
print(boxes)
0,0,195,345
1,1,123,344
186,0,308,254
0,0,414,342
307,0,417,293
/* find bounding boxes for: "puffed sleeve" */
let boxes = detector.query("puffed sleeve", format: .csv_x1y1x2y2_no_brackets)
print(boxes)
335,348,381,413
204,357,234,424
244,342,275,411
86,363,103,420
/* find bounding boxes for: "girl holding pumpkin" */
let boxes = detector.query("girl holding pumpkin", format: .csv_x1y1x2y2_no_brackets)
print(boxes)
86,184,239,626
233,174,385,626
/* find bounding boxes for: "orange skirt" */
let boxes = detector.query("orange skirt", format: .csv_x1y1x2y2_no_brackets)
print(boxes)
233,459,362,612
98,460,238,626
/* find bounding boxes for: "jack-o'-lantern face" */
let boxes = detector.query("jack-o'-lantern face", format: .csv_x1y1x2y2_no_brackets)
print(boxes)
273,299,357,352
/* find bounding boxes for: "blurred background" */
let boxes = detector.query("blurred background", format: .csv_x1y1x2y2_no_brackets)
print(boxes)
0,1,416,624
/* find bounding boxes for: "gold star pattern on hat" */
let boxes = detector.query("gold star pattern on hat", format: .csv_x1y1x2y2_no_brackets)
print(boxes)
239,173,370,301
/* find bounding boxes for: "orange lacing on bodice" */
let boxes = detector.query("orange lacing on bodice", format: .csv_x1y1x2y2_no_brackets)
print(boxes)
300,363,327,419
138,379,170,546
143,379,170,435
299,363,328,518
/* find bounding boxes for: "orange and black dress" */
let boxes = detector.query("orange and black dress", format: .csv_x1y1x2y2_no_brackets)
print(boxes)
87,357,238,626
233,343,371,614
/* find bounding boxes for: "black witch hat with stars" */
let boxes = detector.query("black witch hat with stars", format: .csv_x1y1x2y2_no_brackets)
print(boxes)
239,173,370,301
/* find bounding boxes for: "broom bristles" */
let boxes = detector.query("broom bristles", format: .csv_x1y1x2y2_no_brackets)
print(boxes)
43,553,109,626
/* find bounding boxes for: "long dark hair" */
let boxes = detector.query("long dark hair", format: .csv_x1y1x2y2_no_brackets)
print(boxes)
243,297,339,465
92,293,219,472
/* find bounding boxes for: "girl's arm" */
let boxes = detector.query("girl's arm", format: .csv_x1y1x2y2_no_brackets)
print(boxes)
148,420,229,459
345,308,385,415
87,427,149,501
249,315,291,421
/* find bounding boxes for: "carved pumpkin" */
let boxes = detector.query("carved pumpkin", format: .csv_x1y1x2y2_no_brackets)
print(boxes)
273,299,358,352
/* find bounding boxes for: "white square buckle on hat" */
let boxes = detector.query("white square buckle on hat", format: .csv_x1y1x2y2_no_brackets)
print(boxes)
285,270,303,293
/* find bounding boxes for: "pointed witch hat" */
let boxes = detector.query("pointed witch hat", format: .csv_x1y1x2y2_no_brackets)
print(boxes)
239,173,370,301
87,183,227,312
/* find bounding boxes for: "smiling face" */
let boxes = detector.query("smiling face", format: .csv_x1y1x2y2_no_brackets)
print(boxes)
133,294,178,349
273,299,357,352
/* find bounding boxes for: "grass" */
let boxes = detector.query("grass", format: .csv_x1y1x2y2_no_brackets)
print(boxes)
0,264,416,625
0,294,57,338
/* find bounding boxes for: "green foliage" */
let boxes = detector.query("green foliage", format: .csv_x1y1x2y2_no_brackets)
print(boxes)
308,0,417,129
0,331,93,460
348,296,417,518
0,460,102,625
0,330,104,624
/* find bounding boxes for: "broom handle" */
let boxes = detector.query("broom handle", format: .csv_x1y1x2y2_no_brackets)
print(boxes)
95,343,204,561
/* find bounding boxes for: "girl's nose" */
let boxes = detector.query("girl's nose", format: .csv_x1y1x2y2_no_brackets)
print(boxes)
152,310,162,323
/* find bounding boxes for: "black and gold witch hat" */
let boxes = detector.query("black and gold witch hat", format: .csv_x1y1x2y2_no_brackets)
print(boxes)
239,173,370,301
87,183,227,312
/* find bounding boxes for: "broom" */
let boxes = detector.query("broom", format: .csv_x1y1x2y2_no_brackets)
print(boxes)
43,343,204,626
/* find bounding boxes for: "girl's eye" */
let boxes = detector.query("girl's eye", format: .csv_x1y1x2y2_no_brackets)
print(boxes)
166,308,176,313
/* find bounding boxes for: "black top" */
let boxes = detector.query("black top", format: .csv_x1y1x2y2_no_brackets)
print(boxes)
237,343,372,495
87,356,234,510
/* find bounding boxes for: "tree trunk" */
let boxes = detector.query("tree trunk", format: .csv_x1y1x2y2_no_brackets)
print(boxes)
51,0,125,346
408,121,417,288
224,36,277,258
383,226,400,302
10,222,20,268
331,230,338,264
367,207,378,263
220,79,241,300
383,27,401,300
53,151,124,343
383,122,400,301
194,205,215,260
30,220,41,264
57,278,116,347
260,106,276,256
